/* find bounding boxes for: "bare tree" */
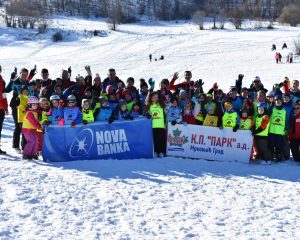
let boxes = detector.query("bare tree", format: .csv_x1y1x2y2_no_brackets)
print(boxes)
279,4,300,27
294,35,300,55
192,10,206,30
228,6,245,29
107,1,122,31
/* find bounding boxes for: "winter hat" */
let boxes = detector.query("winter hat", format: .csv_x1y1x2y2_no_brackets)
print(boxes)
206,93,213,98
106,85,113,93
224,101,233,108
266,90,275,97
254,76,261,81
75,75,85,82
127,77,134,83
119,99,127,107
179,89,187,98
99,96,108,105
229,86,237,92
21,85,28,92
81,99,89,107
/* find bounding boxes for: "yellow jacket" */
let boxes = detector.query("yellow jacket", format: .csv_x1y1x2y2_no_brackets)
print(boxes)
17,94,29,123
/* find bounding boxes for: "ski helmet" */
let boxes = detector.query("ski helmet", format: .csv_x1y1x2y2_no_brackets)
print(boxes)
266,90,275,97
67,95,76,102
274,95,282,101
257,102,267,109
50,95,60,101
99,96,108,105
27,96,39,104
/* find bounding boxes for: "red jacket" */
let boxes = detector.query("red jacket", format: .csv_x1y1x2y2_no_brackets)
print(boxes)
0,75,8,111
182,113,196,125
290,114,300,139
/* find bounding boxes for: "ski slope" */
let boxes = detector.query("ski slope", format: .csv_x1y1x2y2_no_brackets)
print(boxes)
0,17,300,239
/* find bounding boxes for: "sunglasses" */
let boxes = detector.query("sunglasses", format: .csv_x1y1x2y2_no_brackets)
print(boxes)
68,101,75,104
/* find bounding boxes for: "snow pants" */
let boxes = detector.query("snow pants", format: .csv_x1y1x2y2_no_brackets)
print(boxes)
268,133,285,154
254,137,272,160
153,128,166,155
23,131,38,157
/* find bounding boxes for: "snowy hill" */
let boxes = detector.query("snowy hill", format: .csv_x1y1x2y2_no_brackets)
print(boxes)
0,17,300,239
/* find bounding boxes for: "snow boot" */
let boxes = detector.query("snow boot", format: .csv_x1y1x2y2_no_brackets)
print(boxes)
0,149,6,155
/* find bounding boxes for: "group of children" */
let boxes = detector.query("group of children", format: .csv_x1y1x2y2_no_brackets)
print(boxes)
1,65,300,162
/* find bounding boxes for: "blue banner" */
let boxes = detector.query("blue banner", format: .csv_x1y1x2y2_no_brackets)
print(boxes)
42,118,154,162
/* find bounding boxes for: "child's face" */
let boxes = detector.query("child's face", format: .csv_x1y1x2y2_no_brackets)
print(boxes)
31,103,38,110
68,101,76,108
125,95,131,102
241,90,248,98
257,107,265,115
151,94,159,103
83,102,90,110
242,112,248,118
52,100,59,108
185,103,191,110
160,83,167,89
283,96,290,103
225,105,232,111
55,87,62,95
22,89,28,95
120,105,127,111
172,101,178,107
39,100,48,110
142,86,148,93
133,105,140,111
275,99,282,106
208,109,214,115
267,96,274,103
257,92,265,102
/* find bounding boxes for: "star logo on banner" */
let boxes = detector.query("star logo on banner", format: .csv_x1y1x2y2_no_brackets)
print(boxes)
76,137,88,154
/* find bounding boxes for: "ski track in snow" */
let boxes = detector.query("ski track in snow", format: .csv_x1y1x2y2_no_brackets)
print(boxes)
0,17,300,239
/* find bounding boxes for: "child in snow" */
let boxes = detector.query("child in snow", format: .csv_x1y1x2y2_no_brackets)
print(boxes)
22,96,43,160
81,99,95,124
268,95,288,161
37,97,50,153
59,95,82,127
221,101,240,132
145,91,166,157
166,97,182,126
47,95,64,125
239,108,254,130
182,98,200,125
130,101,143,119
122,89,134,111
203,104,220,127
94,96,113,122
252,102,272,161
109,100,133,123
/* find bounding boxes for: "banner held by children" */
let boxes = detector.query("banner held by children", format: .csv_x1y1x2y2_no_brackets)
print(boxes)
42,118,154,162
167,124,253,163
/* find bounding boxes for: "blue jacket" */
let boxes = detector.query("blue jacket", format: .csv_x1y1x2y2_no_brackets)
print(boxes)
95,107,113,121
63,106,82,125
167,106,182,122
48,106,64,125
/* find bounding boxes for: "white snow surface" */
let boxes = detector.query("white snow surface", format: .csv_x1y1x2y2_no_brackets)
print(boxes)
0,17,300,239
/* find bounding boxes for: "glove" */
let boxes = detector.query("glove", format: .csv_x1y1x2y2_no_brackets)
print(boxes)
148,78,155,91
219,126,223,130
29,65,37,77
171,120,177,126
195,79,204,87
238,74,244,81
44,121,51,126
82,120,88,125
233,126,239,132
10,67,17,81
68,66,72,77
182,121,188,126
85,65,92,76
108,118,114,124
191,97,198,104
58,118,64,126
71,122,76,128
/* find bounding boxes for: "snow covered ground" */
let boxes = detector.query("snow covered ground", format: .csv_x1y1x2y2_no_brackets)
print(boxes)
0,17,300,239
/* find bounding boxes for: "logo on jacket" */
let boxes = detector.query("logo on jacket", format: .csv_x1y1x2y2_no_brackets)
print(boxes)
69,128,94,158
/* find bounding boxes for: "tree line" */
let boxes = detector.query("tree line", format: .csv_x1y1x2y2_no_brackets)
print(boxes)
0,0,300,31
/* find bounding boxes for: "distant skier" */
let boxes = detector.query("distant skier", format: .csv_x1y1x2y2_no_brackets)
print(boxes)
275,52,280,64
271,44,276,51
149,54,152,62
160,55,164,60
282,43,287,49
